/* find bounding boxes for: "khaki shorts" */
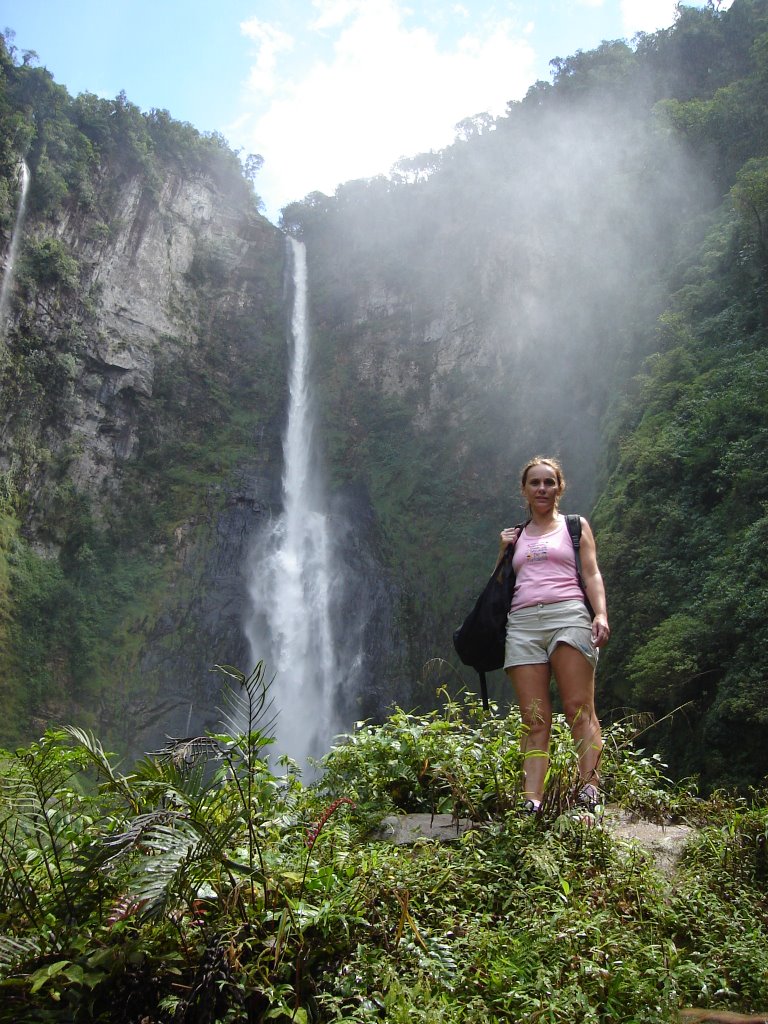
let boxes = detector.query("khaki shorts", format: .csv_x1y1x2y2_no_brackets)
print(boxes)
504,600,597,670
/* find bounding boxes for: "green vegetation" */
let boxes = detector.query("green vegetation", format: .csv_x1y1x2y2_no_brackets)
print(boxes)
592,0,768,788
0,30,259,221
1,673,767,1022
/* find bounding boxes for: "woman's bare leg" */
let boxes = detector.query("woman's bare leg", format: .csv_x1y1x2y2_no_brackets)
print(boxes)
507,663,553,803
550,643,603,788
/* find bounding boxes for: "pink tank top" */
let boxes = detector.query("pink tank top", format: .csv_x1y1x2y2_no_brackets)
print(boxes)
510,516,585,612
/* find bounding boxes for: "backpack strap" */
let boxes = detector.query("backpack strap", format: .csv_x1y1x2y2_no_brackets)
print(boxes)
565,514,595,618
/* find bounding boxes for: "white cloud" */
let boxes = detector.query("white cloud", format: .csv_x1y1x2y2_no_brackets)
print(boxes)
310,0,364,31
231,0,535,219
619,0,679,36
239,18,294,96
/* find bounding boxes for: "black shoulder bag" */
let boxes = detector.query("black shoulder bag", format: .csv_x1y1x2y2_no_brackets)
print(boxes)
452,531,521,710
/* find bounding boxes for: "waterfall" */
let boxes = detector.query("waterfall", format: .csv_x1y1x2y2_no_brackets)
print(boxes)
0,161,31,334
245,236,349,771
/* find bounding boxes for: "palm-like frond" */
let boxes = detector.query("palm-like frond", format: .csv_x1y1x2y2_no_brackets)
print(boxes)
121,818,202,915
97,736,261,920
53,667,288,928
148,735,227,775
64,726,140,810
103,801,253,920
0,934,43,977
215,661,279,754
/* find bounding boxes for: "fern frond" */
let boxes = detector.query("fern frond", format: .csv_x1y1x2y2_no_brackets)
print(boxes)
124,820,199,912
102,809,185,862
102,802,246,913
0,735,94,920
64,726,139,809
117,817,238,919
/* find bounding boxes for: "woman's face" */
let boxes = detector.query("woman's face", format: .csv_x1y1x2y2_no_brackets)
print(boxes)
522,462,561,514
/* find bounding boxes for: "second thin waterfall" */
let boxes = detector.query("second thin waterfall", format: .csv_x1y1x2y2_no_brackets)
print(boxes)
246,237,350,769
0,161,31,334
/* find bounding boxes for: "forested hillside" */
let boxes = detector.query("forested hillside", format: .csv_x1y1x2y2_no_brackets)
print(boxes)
1,3,767,790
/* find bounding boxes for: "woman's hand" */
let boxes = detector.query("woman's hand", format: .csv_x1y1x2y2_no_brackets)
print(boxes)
591,614,611,648
499,526,521,552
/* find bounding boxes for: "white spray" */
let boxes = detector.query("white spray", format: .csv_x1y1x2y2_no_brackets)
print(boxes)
0,161,30,334
245,237,342,770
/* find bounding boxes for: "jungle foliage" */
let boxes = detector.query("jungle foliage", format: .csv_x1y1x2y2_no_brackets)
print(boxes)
1,673,767,1023
591,0,768,788
0,30,257,225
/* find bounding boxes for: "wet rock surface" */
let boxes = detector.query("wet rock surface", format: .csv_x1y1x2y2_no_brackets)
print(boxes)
373,808,694,876
604,807,694,876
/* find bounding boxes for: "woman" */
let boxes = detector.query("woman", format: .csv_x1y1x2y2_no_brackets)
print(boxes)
499,456,610,816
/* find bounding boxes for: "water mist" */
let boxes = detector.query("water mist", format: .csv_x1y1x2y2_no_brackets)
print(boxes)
245,237,358,772
0,161,30,333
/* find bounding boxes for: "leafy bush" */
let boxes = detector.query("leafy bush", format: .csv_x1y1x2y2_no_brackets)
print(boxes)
316,692,525,818
0,664,361,1022
18,236,79,292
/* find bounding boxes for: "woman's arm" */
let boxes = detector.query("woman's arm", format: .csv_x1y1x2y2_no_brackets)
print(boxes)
579,517,611,647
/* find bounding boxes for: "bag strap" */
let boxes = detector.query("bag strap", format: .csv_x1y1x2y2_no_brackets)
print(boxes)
565,513,581,551
565,514,595,618
478,670,489,712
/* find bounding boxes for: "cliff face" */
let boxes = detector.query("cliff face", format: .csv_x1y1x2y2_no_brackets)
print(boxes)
0,133,292,753
286,5,768,789
0,130,408,758
50,172,282,498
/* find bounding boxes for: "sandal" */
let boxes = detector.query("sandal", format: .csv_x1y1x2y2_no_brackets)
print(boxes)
519,798,541,816
575,784,604,819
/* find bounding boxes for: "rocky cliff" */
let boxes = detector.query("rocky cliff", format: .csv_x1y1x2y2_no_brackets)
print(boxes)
50,172,281,496
0,73,296,755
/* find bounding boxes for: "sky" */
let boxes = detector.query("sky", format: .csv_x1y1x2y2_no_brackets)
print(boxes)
2,1,733,222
